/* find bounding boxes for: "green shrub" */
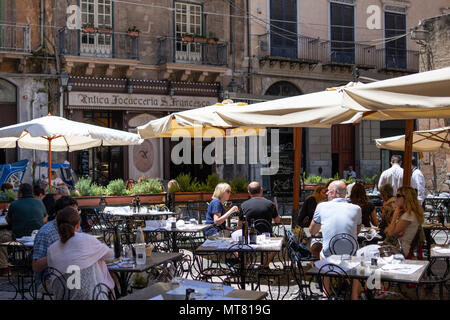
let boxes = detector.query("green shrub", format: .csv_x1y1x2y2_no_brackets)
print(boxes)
0,190,16,202
70,190,80,197
106,179,125,196
206,173,221,192
175,173,193,192
229,176,248,193
130,178,163,194
90,184,106,196
76,177,92,196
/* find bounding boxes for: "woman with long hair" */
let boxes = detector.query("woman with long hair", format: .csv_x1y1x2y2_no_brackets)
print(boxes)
378,183,396,239
298,184,326,227
204,183,239,238
47,207,116,299
349,182,378,227
385,186,424,256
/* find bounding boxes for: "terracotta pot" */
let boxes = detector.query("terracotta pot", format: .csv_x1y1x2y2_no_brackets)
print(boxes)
182,35,194,42
173,192,205,202
303,184,317,191
207,38,217,45
128,31,139,37
82,27,96,33
104,195,134,206
97,28,113,34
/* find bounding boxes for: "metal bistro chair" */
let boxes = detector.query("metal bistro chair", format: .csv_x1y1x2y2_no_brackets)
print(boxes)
221,243,259,290
40,267,70,300
92,282,117,300
329,233,359,256
7,243,35,300
318,263,353,300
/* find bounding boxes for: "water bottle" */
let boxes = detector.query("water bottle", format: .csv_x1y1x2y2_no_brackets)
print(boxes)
113,226,121,259
136,227,145,244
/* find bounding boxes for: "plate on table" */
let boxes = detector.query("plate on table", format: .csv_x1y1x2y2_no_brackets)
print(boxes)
16,236,34,243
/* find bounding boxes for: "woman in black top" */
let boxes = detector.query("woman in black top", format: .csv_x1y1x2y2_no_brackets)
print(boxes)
350,183,378,227
298,185,326,227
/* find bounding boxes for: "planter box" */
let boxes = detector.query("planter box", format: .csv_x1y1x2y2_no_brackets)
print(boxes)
194,37,207,43
74,193,166,207
230,192,250,200
73,196,102,207
173,192,210,202
207,38,217,45
82,27,96,33
97,28,113,34
0,202,10,210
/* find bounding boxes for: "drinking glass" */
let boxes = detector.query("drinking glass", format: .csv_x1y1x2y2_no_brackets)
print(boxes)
262,232,271,244
190,292,206,300
209,283,224,297
393,254,405,264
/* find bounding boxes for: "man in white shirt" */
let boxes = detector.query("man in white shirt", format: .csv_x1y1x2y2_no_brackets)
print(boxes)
378,155,403,194
411,156,426,205
343,165,357,180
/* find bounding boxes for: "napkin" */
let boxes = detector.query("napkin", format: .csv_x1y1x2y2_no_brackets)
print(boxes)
380,263,424,274
432,247,450,254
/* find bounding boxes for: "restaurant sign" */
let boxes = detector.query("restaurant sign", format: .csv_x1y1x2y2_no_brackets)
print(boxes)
68,92,218,110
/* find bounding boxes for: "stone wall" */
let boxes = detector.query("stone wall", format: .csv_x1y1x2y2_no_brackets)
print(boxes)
417,14,450,194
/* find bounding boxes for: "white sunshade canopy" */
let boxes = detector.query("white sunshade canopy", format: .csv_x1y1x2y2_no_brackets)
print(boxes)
343,67,450,120
375,126,450,153
0,115,143,151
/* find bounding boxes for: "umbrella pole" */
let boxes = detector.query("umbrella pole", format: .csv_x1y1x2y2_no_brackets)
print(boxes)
403,120,414,187
48,138,52,189
292,128,302,226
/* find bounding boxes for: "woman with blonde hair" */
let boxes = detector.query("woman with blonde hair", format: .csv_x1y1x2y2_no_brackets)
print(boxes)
204,183,239,238
385,186,424,256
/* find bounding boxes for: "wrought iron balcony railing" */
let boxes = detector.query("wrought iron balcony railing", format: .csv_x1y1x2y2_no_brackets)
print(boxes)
57,27,139,60
158,37,227,66
319,40,376,69
376,48,419,72
0,22,30,53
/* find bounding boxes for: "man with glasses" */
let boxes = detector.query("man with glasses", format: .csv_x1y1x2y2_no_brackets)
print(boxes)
32,196,79,291
309,180,362,300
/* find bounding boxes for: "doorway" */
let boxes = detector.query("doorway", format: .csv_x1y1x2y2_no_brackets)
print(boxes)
0,79,17,164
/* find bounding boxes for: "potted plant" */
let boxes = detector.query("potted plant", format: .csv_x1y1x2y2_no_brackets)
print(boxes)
182,33,194,42
97,25,113,34
207,32,219,45
127,26,140,37
82,24,96,33
193,33,207,43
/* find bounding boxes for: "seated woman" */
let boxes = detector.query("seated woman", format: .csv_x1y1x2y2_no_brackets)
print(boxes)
204,183,239,238
298,184,326,227
349,182,378,227
385,186,424,257
378,184,396,239
47,207,115,299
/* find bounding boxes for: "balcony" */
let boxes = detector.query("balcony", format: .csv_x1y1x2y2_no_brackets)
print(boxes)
258,34,320,69
157,37,228,82
0,23,30,53
57,27,139,77
320,40,376,70
376,48,419,73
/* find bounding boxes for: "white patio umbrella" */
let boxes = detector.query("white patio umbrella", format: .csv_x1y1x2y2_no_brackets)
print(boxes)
375,126,450,153
0,115,143,187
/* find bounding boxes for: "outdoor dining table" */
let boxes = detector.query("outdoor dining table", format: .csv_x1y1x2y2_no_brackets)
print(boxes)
142,222,213,252
306,255,429,299
107,251,183,297
119,279,268,300
194,237,284,290
103,206,179,220
302,227,383,244
428,244,450,279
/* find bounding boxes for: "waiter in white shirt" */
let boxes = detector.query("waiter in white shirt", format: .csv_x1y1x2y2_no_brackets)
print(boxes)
411,156,426,205
378,155,403,194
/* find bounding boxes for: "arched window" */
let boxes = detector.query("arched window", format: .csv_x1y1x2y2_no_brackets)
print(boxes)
0,78,17,164
265,81,302,96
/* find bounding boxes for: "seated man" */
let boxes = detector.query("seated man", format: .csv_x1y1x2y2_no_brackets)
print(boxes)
42,185,70,222
42,170,65,186
309,180,362,300
237,181,280,267
6,183,48,238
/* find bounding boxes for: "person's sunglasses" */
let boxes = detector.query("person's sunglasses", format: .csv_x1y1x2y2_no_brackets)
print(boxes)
226,190,231,194
396,194,404,198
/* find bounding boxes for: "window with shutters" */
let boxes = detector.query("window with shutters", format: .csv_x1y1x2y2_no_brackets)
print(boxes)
330,2,354,64
270,0,297,58
80,0,112,57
